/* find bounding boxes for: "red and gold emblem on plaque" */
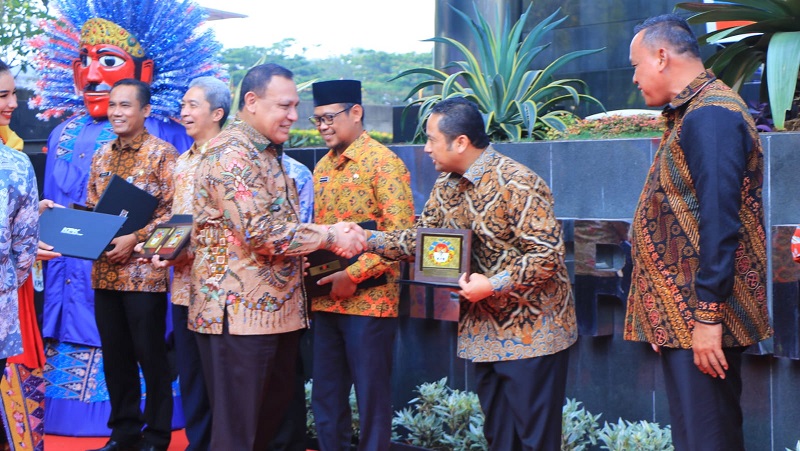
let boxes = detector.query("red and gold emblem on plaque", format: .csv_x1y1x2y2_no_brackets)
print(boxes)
425,240,457,267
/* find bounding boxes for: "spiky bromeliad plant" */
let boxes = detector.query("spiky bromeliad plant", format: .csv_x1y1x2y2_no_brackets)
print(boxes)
390,3,605,142
676,0,800,130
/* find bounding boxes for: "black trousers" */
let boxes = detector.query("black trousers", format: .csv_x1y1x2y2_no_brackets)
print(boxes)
474,348,570,451
195,325,301,451
267,330,309,451
311,312,398,451
172,304,211,451
94,289,172,448
661,347,746,451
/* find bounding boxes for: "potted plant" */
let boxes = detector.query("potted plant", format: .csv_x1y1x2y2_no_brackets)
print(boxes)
389,2,605,142
676,0,800,130
391,377,487,451
562,398,602,451
596,418,674,451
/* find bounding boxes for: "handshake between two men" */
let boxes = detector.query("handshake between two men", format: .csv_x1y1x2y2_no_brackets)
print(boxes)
322,222,494,304
323,221,368,259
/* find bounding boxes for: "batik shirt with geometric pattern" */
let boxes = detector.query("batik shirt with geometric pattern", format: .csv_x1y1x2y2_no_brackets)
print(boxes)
312,132,415,317
86,130,178,292
367,146,576,362
624,70,772,349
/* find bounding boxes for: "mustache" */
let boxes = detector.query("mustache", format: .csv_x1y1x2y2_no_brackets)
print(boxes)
83,82,113,93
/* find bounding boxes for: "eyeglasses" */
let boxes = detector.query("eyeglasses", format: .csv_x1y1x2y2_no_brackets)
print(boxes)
308,105,353,127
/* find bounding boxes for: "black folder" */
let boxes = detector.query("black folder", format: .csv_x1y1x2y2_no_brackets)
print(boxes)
94,175,159,237
304,221,387,298
39,208,127,260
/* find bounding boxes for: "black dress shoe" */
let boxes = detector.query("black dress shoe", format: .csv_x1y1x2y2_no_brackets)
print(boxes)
86,439,140,451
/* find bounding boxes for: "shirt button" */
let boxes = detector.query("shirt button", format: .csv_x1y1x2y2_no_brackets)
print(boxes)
65,278,71,284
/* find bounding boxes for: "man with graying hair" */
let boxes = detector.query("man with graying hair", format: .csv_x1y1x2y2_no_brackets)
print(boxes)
137,75,230,450
625,13,771,450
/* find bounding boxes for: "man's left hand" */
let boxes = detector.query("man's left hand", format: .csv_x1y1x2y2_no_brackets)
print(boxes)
317,270,358,300
457,273,493,303
692,322,728,379
106,233,138,264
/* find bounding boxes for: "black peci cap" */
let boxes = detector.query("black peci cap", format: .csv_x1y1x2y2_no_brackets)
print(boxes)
312,80,362,106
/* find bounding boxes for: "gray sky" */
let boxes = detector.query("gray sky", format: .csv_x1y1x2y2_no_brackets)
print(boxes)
197,1,436,58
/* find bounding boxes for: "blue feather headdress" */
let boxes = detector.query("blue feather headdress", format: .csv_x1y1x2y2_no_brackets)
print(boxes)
29,0,227,121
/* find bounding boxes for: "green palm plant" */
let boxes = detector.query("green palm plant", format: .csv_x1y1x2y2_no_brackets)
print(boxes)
390,2,605,142
676,0,800,130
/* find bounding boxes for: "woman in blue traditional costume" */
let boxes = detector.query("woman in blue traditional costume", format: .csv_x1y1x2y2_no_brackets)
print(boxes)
28,0,225,437
0,58,56,451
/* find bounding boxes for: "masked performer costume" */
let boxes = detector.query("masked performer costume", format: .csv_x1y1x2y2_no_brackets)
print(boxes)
29,0,224,435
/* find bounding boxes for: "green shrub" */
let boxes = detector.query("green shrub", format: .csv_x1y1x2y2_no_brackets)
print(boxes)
304,379,359,441
306,376,675,451
304,380,315,439
287,129,393,148
597,418,673,451
391,377,487,451
562,398,601,451
546,114,663,140
368,131,393,144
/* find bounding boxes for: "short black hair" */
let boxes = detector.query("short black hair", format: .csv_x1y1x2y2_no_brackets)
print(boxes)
238,63,294,111
634,14,701,58
430,97,490,149
112,78,151,108
0,59,9,74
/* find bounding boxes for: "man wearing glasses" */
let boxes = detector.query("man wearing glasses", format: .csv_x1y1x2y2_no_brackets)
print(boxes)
308,80,415,451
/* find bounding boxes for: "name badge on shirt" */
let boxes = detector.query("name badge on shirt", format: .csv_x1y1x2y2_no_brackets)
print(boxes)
32,261,44,292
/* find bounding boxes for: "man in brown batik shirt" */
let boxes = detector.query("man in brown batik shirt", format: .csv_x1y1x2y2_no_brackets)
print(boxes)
365,97,576,451
85,79,177,451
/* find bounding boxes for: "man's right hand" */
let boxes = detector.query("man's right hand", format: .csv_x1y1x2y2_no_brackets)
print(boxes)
693,322,728,379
